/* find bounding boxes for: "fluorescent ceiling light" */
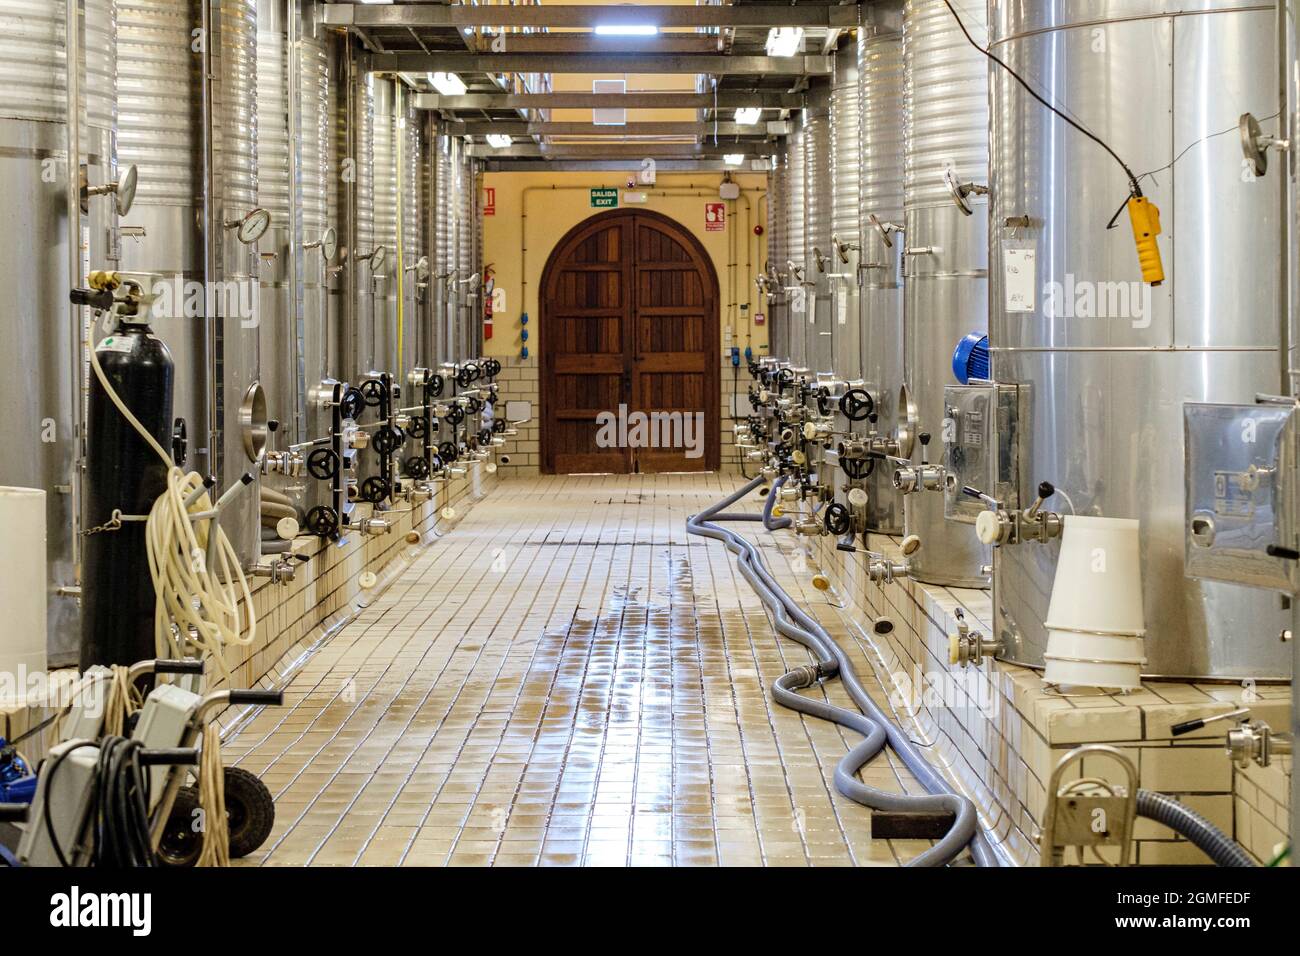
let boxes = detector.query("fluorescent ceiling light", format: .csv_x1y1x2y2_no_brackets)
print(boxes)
594,24,659,36
765,27,804,58
723,154,745,167
428,72,467,96
485,134,512,149
734,107,762,126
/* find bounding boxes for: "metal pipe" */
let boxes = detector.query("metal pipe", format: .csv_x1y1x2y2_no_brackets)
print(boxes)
286,0,304,443
201,0,221,482
65,0,85,568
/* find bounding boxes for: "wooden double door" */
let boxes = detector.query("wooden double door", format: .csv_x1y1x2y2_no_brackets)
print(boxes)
540,208,720,473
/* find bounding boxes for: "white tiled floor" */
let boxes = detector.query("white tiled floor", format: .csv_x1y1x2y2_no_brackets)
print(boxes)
223,475,935,866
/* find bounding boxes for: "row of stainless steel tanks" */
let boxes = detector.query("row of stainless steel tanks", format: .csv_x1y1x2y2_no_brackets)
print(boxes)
759,0,1289,682
0,0,489,664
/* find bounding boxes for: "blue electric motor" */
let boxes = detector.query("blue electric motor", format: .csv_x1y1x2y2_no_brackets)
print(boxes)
952,332,990,384
0,739,36,804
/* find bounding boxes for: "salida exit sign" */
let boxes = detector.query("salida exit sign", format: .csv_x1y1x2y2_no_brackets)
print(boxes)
590,188,618,208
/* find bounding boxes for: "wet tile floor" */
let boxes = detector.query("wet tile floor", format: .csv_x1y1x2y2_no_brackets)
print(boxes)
223,474,934,866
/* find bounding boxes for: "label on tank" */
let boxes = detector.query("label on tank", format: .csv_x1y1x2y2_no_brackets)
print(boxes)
1003,246,1036,313
96,336,134,354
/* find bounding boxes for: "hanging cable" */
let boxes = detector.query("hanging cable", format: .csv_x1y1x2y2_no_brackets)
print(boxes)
940,1,1163,283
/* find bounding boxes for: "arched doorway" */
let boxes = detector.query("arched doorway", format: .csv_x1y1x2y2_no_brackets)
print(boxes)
539,208,720,473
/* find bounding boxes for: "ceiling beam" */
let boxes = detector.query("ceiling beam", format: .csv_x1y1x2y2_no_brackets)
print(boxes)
370,52,832,76
453,121,789,138
412,91,805,111
484,159,771,173
466,143,778,159
322,4,860,30
464,35,723,55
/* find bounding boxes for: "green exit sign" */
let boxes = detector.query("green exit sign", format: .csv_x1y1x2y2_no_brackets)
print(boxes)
590,188,618,208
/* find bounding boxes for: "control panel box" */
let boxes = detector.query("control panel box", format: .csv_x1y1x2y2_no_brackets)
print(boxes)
1184,400,1299,593
943,382,1025,524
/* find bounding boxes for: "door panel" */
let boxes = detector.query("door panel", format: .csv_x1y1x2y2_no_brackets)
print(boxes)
631,218,715,472
541,210,718,474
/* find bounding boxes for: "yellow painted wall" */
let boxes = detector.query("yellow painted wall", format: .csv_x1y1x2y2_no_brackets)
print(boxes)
480,171,770,359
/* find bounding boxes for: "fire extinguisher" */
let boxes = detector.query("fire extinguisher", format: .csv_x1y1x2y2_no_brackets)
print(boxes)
483,266,495,340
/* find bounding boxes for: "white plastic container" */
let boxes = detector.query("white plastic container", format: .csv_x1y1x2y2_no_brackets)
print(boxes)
1043,515,1146,690
0,487,48,700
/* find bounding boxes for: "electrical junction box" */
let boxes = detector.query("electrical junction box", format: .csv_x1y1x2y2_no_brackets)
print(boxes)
1184,400,1300,593
719,181,740,200
942,382,1025,525
132,683,200,809
18,740,99,867
505,400,531,425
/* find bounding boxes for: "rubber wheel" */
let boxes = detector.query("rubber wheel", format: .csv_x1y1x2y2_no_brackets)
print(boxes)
156,786,202,867
224,766,275,859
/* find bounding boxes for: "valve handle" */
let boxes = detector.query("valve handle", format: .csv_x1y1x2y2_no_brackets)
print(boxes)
823,502,853,537
838,387,875,422
307,447,340,481
1037,481,1055,500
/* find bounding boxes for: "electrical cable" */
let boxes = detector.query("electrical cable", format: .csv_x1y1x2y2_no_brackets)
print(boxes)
941,0,1140,194
91,736,154,867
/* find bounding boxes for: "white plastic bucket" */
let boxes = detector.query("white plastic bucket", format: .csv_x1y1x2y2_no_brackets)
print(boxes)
1042,515,1146,690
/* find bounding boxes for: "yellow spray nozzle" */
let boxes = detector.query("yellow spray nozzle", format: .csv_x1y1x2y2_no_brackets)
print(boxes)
1126,195,1164,286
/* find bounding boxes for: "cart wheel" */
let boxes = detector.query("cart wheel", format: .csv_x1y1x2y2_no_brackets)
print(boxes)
156,786,202,867
224,767,275,858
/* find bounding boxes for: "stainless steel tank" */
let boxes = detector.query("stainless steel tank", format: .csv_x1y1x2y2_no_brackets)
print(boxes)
118,0,264,569
352,71,375,381
117,0,205,471
215,0,263,569
899,0,990,586
457,151,480,361
766,145,787,362
300,26,332,428
988,0,1288,679
802,88,834,376
830,46,861,384
256,0,292,440
785,122,807,371
0,0,117,661
434,127,453,366
858,1,906,533
372,77,399,377
400,94,423,376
